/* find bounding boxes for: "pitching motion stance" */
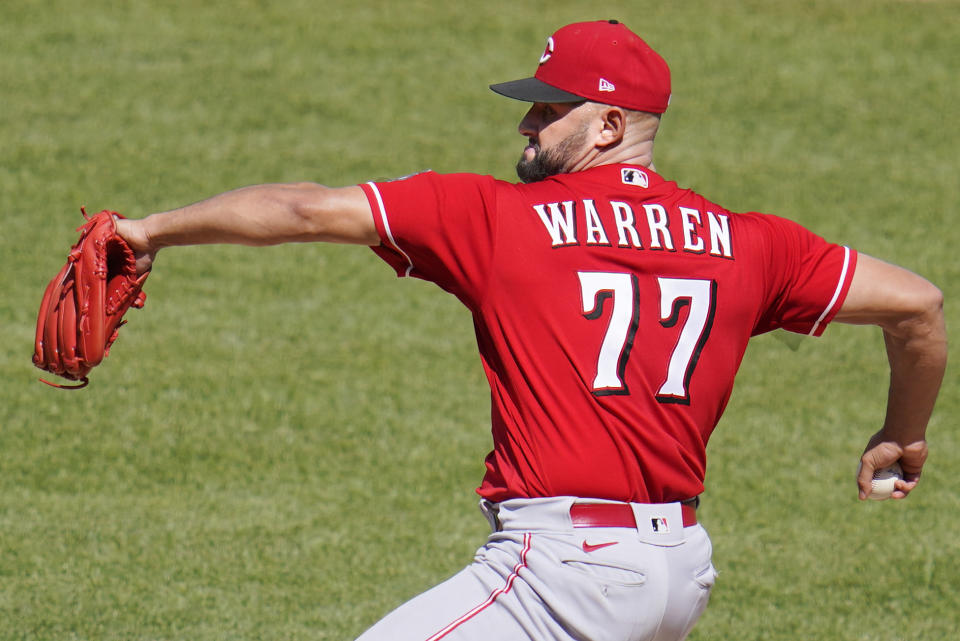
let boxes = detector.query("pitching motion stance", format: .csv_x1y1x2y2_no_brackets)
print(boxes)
44,20,944,641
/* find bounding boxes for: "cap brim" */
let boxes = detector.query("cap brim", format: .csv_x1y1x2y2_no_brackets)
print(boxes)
489,77,584,103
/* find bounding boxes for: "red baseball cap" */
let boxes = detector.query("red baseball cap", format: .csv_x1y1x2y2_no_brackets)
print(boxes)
490,20,671,114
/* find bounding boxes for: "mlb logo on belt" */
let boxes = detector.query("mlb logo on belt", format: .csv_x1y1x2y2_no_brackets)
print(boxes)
651,517,670,534
621,168,649,188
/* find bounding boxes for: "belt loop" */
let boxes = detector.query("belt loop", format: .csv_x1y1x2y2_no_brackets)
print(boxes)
479,499,502,532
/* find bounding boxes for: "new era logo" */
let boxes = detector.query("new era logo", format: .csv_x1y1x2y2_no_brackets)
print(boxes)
598,78,615,92
621,168,649,187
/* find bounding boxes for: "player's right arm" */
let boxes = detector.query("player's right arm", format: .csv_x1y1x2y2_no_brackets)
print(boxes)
115,183,378,273
832,253,947,500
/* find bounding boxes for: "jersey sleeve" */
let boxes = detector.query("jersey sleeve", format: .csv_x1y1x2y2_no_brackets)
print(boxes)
360,171,499,307
749,213,857,337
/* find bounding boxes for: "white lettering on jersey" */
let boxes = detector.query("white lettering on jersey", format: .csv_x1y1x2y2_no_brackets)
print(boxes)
643,204,675,251
707,211,732,258
583,200,610,245
611,201,642,248
533,201,577,246
529,199,733,258
680,207,705,253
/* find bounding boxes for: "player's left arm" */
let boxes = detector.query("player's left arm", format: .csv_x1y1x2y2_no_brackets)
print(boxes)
832,253,947,499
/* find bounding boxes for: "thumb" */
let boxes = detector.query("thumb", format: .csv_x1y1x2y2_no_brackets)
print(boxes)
114,217,156,275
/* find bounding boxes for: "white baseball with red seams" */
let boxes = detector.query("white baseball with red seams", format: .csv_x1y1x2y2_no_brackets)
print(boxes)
869,462,903,501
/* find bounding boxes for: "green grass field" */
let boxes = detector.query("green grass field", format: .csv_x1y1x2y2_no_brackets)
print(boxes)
2,1,957,639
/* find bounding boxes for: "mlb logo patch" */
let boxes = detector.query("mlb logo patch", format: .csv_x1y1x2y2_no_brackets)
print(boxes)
621,168,649,188
651,517,670,534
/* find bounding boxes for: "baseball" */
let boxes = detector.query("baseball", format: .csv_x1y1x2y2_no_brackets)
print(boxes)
868,462,903,501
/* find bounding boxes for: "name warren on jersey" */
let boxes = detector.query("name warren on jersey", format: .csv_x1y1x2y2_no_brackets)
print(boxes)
360,164,855,505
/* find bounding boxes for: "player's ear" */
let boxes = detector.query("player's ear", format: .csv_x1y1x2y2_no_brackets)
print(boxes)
597,106,627,148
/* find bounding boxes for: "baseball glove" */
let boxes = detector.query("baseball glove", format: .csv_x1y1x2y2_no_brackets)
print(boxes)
33,208,149,389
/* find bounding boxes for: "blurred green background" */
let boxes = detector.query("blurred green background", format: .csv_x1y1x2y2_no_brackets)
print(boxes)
2,1,957,639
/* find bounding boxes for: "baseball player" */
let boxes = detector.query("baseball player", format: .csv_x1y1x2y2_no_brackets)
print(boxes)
114,20,946,641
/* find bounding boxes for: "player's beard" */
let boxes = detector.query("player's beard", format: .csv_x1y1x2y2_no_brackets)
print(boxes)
516,124,590,184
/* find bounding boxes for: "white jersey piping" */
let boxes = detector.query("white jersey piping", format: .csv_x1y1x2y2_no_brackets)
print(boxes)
366,181,414,277
808,246,851,336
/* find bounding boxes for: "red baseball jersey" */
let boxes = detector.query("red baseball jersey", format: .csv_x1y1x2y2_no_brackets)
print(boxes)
360,165,856,504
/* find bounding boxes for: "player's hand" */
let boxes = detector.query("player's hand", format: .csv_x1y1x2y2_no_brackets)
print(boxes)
113,216,157,275
857,431,927,500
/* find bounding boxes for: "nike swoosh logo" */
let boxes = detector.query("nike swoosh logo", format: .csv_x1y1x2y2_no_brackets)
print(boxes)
582,541,619,553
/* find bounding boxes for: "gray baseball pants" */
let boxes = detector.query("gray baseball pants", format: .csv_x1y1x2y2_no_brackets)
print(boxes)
355,496,717,641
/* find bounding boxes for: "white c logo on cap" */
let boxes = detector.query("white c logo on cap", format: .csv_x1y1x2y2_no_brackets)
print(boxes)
539,36,554,64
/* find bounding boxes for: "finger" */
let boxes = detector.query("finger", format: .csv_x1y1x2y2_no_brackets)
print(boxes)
893,478,919,497
856,461,876,500
901,469,922,484
114,218,155,274
134,252,155,275
113,218,134,244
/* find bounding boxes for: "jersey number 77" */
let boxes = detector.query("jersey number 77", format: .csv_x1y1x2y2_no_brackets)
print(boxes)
577,272,717,403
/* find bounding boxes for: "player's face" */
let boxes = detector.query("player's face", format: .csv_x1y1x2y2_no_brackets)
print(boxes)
516,101,591,183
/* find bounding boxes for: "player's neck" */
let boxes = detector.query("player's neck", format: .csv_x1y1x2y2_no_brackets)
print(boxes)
575,139,656,172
